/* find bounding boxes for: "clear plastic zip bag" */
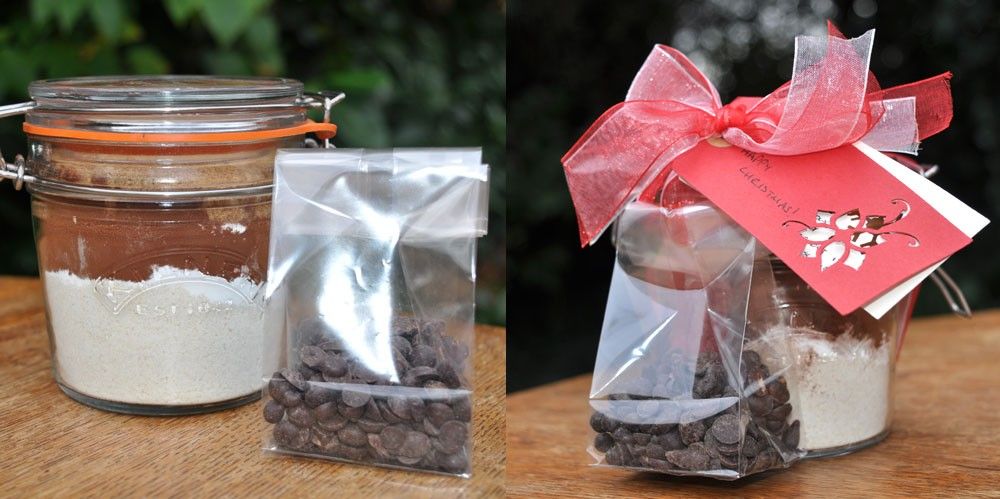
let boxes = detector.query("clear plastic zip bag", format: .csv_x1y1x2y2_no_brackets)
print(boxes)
261,148,489,477
588,172,804,479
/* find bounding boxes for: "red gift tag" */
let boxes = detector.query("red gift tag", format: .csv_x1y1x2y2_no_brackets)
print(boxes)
670,141,973,315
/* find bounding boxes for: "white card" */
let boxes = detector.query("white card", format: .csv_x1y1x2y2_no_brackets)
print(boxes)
854,142,989,318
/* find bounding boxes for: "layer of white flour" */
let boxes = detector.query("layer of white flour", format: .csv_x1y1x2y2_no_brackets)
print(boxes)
752,327,891,451
45,267,266,406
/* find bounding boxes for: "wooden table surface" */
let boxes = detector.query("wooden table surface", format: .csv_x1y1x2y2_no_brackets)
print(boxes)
0,277,505,498
508,310,1000,498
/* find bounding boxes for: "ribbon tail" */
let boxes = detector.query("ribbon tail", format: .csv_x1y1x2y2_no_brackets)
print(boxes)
872,72,953,141
562,101,710,246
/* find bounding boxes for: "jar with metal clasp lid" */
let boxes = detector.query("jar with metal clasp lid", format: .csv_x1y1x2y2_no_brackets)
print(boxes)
0,76,343,415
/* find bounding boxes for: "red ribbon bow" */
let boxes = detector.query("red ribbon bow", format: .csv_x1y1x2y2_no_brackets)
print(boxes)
562,23,953,246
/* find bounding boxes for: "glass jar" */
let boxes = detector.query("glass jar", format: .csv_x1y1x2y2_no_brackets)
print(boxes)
746,255,917,457
0,76,340,415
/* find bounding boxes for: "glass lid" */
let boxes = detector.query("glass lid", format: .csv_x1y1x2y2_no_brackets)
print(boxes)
28,75,304,110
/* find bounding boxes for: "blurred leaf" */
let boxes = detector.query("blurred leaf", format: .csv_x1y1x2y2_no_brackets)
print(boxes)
327,68,392,95
201,0,269,46
48,0,89,32
90,0,125,41
127,46,170,74
334,101,391,148
34,42,88,77
244,16,278,53
121,21,144,43
202,49,252,75
163,0,203,25
0,49,36,97
30,0,59,24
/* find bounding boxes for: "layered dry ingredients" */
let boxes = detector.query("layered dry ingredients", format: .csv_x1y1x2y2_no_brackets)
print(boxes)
751,327,892,452
45,266,265,405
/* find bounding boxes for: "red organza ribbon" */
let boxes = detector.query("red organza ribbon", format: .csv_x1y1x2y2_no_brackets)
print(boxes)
562,23,953,246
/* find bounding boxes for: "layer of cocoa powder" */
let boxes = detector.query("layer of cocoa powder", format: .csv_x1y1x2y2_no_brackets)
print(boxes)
29,140,282,283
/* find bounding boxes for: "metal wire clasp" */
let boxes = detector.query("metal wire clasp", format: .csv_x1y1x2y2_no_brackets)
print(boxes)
299,91,345,148
0,150,29,190
0,102,34,190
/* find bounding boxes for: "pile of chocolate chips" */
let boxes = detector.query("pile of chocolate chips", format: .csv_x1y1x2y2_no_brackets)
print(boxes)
590,350,800,476
264,317,472,474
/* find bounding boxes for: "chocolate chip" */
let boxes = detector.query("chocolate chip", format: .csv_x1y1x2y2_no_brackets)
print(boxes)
648,423,675,435
338,403,365,421
408,397,427,421
604,444,625,466
303,384,335,408
741,434,761,457
399,431,432,459
710,414,741,445
427,402,455,427
594,432,614,452
655,431,684,451
342,389,371,408
392,316,420,337
320,355,348,378
410,345,438,368
437,421,468,454
764,417,785,433
337,425,368,447
380,425,408,451
403,366,439,386
664,443,711,470
273,420,304,448
392,336,412,358
768,378,790,404
268,375,292,400
748,394,773,416
358,418,388,434
678,421,706,445
642,457,674,471
423,418,441,437
379,400,404,424
263,399,285,424
281,368,308,391
770,403,792,421
287,405,314,427
452,396,472,422
274,386,302,407
437,451,469,474
612,426,633,445
315,405,348,432
630,433,650,446
437,363,463,389
311,427,337,449
387,396,411,420
300,345,327,369
784,420,800,449
645,443,667,459
367,434,391,459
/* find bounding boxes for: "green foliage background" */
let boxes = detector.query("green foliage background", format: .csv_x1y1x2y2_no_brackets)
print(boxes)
0,0,506,325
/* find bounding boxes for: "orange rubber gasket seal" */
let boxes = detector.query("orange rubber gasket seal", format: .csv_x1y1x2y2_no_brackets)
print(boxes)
22,119,337,143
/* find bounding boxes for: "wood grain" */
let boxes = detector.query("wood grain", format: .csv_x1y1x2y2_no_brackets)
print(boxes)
508,310,1000,498
0,277,505,498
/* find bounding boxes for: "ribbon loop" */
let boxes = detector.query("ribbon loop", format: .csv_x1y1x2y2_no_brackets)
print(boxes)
563,24,953,246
